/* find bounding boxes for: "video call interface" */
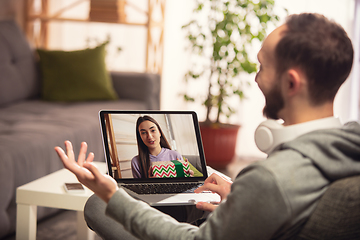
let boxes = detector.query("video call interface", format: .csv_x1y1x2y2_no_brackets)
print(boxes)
103,112,205,180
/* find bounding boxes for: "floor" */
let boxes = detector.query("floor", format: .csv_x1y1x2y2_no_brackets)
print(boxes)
4,156,262,240
3,210,101,240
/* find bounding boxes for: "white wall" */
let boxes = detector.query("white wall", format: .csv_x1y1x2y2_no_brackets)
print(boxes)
50,0,358,159
162,0,358,158
48,0,148,72
161,0,195,112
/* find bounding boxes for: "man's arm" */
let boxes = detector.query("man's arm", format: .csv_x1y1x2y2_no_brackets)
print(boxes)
105,165,290,240
195,166,290,239
55,141,290,240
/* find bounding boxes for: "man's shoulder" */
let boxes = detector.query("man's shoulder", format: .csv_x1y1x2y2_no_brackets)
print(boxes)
238,149,330,209
258,149,310,172
246,149,325,190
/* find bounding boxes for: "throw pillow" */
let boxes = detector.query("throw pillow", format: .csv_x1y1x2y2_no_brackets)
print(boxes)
37,43,118,102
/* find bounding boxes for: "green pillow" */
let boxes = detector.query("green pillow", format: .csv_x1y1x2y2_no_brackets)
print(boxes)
37,43,118,102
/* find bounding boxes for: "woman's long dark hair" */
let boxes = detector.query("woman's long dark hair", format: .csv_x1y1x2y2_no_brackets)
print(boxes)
136,115,171,178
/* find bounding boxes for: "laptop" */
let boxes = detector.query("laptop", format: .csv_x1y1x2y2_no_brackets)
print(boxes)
99,110,221,206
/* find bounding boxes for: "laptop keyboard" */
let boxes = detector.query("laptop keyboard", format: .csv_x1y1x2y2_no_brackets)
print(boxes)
122,182,203,194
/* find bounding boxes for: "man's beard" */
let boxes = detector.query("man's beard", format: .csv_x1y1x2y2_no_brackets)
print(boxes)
263,81,285,120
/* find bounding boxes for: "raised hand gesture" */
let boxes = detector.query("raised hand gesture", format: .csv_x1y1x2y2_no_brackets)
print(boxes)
55,141,118,203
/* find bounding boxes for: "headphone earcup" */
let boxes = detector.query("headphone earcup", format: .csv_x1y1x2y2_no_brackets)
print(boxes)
254,118,341,155
254,126,274,153
254,120,283,154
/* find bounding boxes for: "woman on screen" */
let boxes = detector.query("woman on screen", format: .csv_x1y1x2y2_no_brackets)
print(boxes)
131,115,193,178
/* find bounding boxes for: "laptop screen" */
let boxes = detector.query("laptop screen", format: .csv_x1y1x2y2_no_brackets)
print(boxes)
99,110,208,182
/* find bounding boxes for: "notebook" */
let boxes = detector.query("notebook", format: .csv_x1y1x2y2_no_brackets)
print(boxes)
99,110,221,206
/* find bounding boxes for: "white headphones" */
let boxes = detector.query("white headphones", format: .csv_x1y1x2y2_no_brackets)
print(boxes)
254,117,342,154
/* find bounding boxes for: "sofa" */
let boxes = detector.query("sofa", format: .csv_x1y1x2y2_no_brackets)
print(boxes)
295,175,360,239
0,20,161,238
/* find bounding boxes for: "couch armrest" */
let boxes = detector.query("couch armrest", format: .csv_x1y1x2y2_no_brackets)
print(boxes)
110,71,161,110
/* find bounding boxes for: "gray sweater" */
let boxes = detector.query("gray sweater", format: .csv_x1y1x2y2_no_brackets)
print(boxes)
105,122,360,240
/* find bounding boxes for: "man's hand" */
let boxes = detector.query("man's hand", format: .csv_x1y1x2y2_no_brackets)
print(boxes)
194,173,232,212
55,141,118,203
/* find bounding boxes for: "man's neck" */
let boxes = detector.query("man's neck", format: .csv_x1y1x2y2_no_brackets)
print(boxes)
281,102,334,126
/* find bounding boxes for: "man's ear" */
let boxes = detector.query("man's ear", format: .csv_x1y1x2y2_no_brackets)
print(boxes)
284,69,302,96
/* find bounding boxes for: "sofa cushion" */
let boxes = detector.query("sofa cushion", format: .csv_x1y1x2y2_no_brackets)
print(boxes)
37,43,118,102
0,20,40,107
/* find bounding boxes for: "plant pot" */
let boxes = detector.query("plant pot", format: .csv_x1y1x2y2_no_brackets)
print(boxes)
200,123,241,170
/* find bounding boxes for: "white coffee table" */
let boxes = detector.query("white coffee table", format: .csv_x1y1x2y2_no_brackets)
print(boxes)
16,162,107,240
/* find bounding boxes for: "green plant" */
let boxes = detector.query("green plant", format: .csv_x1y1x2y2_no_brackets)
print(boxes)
182,0,281,125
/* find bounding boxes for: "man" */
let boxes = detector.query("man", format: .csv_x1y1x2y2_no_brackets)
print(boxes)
55,13,360,239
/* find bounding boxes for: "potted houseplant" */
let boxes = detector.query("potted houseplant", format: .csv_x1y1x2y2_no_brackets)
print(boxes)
182,0,280,169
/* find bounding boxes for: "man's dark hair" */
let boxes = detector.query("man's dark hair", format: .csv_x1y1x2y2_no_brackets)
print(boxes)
275,13,354,105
